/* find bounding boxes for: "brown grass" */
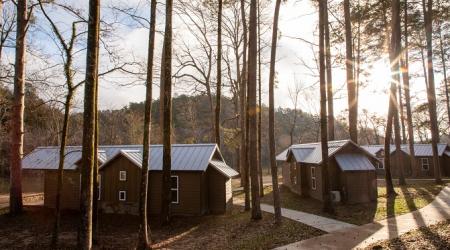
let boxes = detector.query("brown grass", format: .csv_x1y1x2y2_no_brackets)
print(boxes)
366,220,450,249
0,205,323,249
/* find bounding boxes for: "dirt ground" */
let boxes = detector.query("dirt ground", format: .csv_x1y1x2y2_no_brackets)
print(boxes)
0,205,323,249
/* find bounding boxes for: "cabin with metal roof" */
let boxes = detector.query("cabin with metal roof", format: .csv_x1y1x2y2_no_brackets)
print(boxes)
362,143,450,178
276,140,379,204
22,144,238,215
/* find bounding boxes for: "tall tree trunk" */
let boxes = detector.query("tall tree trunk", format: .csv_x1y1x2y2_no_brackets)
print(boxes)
10,0,27,216
437,0,449,127
160,0,173,224
0,0,3,61
344,0,357,143
324,0,334,141
257,0,264,197
215,0,223,145
398,83,407,144
240,0,250,211
78,0,100,248
401,0,417,178
248,0,262,220
137,1,156,248
391,0,406,186
268,0,282,224
320,0,334,214
422,0,442,184
52,91,73,247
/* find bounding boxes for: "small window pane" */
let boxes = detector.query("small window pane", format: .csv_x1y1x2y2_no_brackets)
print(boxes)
120,171,127,181
171,176,178,189
171,190,178,202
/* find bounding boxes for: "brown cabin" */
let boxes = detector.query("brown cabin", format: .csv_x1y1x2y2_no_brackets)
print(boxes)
22,144,238,215
362,144,450,178
277,140,378,204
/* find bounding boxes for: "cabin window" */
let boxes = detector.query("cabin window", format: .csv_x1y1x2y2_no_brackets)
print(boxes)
376,161,384,169
421,158,430,171
98,174,101,201
311,167,317,190
119,171,127,181
119,191,126,201
171,176,179,204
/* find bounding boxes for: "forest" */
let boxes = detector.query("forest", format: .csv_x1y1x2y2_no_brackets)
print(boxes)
0,0,449,249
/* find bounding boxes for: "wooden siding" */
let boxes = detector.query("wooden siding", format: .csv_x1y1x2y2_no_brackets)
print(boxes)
22,169,44,193
343,171,377,204
207,167,226,214
44,170,80,210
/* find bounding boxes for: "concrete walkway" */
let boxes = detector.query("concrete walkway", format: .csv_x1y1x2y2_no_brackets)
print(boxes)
234,199,356,233
274,184,450,250
0,193,44,210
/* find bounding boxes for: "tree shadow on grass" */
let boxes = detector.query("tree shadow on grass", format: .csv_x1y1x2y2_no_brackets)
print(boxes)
400,185,450,249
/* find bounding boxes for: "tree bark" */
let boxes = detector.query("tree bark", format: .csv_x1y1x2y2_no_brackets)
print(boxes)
78,0,100,248
344,0,357,143
268,0,282,224
400,0,417,178
137,1,156,248
324,0,334,141
437,0,449,129
240,0,250,211
319,0,334,214
422,0,442,184
248,0,262,220
398,82,407,144
215,0,223,146
160,0,173,224
9,0,27,216
257,0,264,198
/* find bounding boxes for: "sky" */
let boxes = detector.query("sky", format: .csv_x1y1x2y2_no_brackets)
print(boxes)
2,0,446,117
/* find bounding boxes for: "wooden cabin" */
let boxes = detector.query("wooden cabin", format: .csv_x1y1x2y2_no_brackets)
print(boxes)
362,144,450,178
22,144,238,215
277,140,379,204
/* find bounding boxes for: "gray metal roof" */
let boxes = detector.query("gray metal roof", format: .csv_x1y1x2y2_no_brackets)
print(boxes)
362,144,449,157
335,154,376,171
276,140,354,164
209,160,239,177
23,144,235,175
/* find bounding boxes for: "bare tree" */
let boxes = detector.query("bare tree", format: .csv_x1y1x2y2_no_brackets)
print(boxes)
215,0,223,145
319,0,334,214
9,0,28,215
400,0,417,177
78,0,100,248
268,0,281,224
137,0,156,248
344,0,357,143
257,0,263,197
248,0,261,220
160,0,174,225
324,0,334,140
240,0,250,211
288,82,302,145
422,0,442,183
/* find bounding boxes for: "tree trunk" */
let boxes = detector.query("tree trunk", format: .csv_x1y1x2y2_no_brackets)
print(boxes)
437,0,449,128
10,0,27,216
92,30,100,245
160,0,173,224
268,0,282,224
401,0,417,178
137,1,156,248
398,83,407,144
422,0,442,184
390,0,406,186
215,0,223,146
0,0,3,61
324,0,334,141
78,0,100,248
240,0,250,211
344,0,357,143
257,0,264,198
248,0,262,220
319,0,334,214
52,91,73,247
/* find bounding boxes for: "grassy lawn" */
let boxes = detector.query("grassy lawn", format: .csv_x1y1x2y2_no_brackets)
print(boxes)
366,220,450,249
251,180,449,225
0,206,323,249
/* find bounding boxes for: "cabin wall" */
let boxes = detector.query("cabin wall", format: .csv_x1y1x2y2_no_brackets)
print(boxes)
206,167,228,214
44,170,80,210
22,169,44,193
